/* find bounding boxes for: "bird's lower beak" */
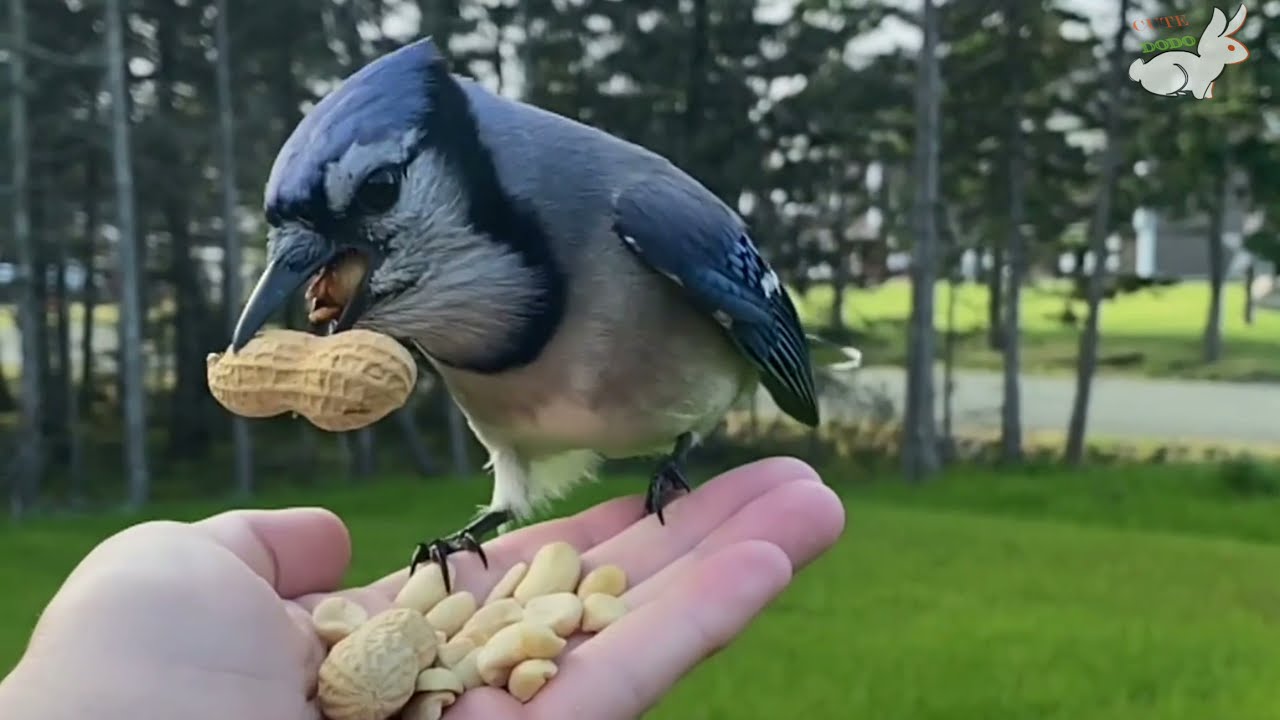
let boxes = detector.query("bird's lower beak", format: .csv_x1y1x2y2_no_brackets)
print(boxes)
230,227,377,352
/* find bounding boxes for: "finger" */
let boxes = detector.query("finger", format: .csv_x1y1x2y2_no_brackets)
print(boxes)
285,602,329,698
532,540,793,720
194,508,352,599
622,480,844,607
361,456,817,603
575,456,821,590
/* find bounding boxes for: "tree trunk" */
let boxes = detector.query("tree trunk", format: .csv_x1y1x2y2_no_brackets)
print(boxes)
942,249,958,461
1203,159,1227,363
105,0,151,506
829,247,849,332
902,0,942,482
986,244,1004,349
682,0,709,167
1244,261,1256,325
49,202,73,452
0,333,12,413
520,0,538,99
154,5,212,461
351,427,376,478
1065,0,1130,466
330,3,380,478
10,0,43,517
79,155,100,417
394,403,438,477
54,199,85,503
214,0,254,497
31,191,56,444
1000,0,1026,464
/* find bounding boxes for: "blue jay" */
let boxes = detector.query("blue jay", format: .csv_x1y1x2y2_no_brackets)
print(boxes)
230,38,855,588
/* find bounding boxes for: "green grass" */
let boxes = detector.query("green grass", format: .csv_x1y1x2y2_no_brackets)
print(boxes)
6,461,1280,718
797,279,1280,381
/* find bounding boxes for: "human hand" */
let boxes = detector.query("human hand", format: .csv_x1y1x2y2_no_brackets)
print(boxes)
0,457,844,720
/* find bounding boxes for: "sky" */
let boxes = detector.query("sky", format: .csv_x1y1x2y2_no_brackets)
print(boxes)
373,0,1141,99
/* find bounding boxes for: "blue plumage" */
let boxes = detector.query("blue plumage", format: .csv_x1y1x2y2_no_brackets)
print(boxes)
232,36,843,587
612,177,819,426
263,39,444,224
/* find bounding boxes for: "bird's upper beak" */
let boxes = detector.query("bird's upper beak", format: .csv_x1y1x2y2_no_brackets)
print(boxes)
230,225,380,351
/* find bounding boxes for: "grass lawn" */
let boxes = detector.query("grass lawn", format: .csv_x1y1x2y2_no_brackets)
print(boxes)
5,461,1280,718
796,279,1280,382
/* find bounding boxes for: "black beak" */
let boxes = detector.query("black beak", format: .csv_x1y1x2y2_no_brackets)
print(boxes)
231,225,385,352
231,227,334,351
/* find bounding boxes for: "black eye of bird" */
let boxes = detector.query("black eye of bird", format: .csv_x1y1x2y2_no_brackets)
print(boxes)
353,166,401,215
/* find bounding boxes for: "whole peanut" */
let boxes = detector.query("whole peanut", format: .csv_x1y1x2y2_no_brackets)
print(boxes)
206,328,416,432
316,608,436,720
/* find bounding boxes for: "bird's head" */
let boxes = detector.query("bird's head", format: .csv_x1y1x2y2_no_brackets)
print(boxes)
230,38,552,367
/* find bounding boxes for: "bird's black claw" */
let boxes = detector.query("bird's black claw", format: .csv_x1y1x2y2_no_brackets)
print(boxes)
408,531,487,593
645,461,692,524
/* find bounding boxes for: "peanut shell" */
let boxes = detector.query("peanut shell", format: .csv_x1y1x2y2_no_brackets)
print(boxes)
207,328,416,433
316,608,433,720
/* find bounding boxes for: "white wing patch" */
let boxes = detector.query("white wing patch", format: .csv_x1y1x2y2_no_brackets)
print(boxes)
761,269,781,298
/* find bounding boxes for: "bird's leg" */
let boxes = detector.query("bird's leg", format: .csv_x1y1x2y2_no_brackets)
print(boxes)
409,508,512,592
408,448,531,592
645,432,697,524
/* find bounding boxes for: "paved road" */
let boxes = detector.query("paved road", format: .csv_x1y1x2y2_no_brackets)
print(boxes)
754,366,1280,445
4,319,1279,444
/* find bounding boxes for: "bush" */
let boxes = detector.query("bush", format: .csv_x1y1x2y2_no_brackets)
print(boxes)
1216,456,1280,498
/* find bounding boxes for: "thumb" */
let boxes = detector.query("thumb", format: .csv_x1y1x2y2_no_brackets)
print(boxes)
194,508,352,599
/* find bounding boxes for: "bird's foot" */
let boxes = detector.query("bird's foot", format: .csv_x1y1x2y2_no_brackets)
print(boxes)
409,509,512,592
645,459,692,525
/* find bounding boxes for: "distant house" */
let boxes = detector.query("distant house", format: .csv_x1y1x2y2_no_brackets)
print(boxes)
1127,167,1271,281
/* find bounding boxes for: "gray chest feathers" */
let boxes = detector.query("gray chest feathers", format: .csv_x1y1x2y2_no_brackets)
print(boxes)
433,248,757,460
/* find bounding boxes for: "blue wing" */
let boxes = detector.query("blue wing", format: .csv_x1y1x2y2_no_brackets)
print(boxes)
611,176,819,427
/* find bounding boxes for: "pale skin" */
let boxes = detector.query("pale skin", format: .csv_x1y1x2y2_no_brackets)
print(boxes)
0,457,844,720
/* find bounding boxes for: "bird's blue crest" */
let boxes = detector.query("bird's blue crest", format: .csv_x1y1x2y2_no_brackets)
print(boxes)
264,38,447,223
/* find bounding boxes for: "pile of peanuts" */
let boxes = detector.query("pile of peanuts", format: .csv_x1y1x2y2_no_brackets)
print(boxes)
311,541,628,720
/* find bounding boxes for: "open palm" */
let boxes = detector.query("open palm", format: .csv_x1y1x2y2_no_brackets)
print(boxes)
2,458,844,720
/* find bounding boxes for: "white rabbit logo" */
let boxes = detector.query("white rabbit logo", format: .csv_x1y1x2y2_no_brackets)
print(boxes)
1129,4,1249,99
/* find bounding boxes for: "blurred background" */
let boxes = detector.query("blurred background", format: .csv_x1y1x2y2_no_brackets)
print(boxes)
2,0,1279,717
